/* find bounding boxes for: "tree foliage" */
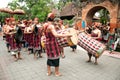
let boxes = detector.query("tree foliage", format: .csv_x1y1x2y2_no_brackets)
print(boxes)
0,0,79,23
99,9,109,25
0,13,10,24
2,0,55,22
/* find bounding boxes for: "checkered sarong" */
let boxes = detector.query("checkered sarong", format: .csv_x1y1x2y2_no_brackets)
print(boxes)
8,34,18,52
27,33,34,49
33,34,41,50
5,34,11,43
78,32,106,57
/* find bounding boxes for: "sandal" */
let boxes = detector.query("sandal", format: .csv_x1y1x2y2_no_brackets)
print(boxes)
55,73,62,77
62,55,65,59
18,57,23,60
14,58,18,61
86,60,91,63
47,72,52,76
94,62,98,65
39,55,43,58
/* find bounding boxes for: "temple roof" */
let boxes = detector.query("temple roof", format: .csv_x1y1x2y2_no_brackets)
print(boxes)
60,2,78,20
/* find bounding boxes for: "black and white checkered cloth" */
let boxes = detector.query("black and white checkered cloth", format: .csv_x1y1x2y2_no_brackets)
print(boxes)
57,29,70,47
57,37,69,47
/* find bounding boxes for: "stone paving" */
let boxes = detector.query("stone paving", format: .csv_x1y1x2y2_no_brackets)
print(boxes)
0,36,120,80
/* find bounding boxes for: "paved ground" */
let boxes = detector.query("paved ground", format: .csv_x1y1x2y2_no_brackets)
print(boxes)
0,36,120,80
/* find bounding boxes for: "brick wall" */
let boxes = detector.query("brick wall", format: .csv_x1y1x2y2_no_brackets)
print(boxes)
81,0,119,33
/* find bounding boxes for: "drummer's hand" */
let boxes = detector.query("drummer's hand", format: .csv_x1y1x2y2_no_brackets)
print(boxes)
92,37,98,40
87,34,91,37
67,34,72,37
9,32,14,35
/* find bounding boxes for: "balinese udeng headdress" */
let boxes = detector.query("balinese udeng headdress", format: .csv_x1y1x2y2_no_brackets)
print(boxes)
23,20,28,25
47,13,55,19
34,17,39,21
5,18,10,22
10,17,15,21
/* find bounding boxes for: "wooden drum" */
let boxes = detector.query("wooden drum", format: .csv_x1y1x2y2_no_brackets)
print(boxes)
41,36,46,49
78,32,106,57
57,28,78,47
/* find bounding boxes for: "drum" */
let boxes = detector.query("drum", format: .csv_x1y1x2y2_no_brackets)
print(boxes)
57,28,78,47
14,27,23,44
41,36,46,49
26,27,33,33
78,32,106,57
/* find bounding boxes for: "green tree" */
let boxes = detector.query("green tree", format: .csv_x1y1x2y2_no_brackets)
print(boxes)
99,9,109,25
8,0,20,10
7,0,54,21
0,13,10,24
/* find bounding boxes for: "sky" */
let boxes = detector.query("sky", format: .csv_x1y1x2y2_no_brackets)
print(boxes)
0,0,59,8
0,0,12,7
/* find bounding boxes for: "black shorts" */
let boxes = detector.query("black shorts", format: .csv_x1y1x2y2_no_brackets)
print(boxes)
70,45,77,49
6,43,10,48
47,58,60,67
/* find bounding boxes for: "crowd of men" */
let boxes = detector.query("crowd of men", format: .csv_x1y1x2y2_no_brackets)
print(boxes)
0,13,120,76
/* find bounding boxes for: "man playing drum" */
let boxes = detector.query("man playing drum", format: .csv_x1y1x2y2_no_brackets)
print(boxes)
78,22,105,65
43,13,72,76
5,18,23,61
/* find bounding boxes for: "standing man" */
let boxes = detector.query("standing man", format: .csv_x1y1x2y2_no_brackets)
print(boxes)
32,18,42,59
43,13,72,76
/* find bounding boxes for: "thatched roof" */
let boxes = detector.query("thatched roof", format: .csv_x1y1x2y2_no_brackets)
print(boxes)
81,0,87,2
52,8,60,16
60,2,78,20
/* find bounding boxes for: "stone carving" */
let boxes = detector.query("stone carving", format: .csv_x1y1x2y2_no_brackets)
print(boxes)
78,9,82,16
60,2,78,17
109,0,120,4
92,0,104,4
80,0,120,8
81,1,89,8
